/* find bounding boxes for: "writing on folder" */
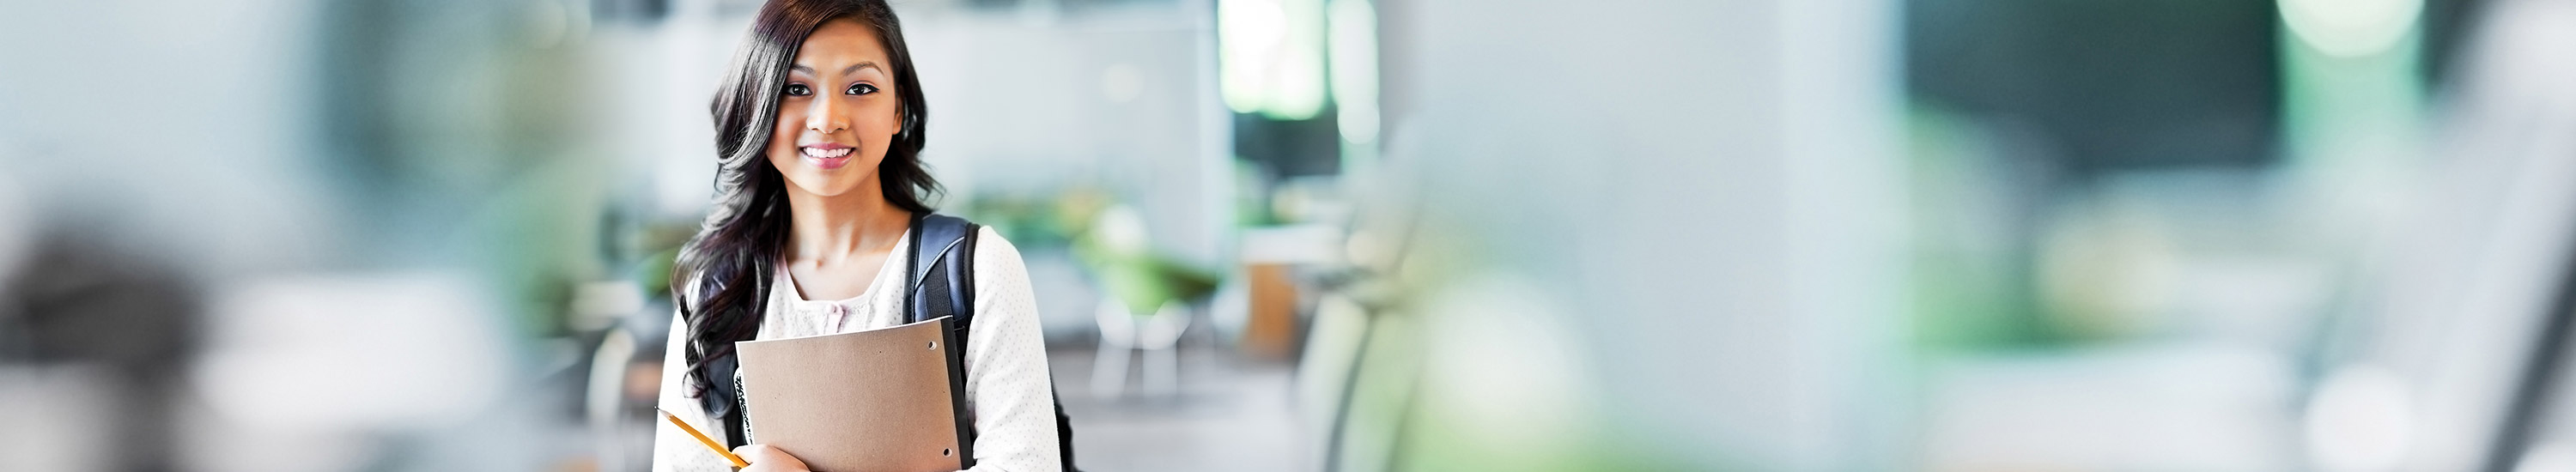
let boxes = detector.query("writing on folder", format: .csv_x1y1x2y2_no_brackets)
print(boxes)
735,316,975,472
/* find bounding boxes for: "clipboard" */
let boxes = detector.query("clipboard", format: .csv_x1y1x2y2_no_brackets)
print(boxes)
735,316,974,472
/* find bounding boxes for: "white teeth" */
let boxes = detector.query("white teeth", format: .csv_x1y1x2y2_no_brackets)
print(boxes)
802,147,852,158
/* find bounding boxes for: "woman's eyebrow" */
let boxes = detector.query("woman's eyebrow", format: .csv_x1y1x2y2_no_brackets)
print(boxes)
787,62,881,76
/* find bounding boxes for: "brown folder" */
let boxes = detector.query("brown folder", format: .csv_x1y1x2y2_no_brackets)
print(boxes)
734,317,974,472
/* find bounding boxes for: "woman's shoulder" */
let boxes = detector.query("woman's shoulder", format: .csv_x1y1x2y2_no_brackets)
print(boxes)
970,225,1026,269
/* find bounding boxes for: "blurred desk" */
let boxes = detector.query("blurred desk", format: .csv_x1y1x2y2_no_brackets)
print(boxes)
1236,225,1343,360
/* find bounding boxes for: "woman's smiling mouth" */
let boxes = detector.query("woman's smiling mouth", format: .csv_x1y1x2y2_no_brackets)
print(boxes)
801,143,854,169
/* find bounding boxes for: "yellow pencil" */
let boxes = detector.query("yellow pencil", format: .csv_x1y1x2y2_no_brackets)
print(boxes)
659,408,751,468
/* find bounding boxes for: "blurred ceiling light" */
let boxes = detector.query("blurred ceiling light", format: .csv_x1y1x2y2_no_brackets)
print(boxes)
1102,63,1143,104
2305,364,2415,472
1327,0,1378,144
1219,0,1327,120
2280,0,2422,57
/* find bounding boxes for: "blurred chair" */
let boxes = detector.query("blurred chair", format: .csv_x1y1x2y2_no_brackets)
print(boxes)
583,315,674,472
1074,205,1219,398
1288,186,1420,472
1091,298,1193,397
2326,2,2576,470
579,281,668,472
0,228,198,472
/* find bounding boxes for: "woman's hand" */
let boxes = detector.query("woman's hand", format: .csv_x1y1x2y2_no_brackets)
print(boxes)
732,444,813,472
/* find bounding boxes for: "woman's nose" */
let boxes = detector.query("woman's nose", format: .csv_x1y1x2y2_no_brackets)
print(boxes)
805,94,848,134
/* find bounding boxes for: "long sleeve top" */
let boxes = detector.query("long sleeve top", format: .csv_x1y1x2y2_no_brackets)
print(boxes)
653,227,1061,472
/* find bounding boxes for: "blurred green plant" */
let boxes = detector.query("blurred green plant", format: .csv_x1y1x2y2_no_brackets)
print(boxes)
963,187,1222,314
1071,203,1221,315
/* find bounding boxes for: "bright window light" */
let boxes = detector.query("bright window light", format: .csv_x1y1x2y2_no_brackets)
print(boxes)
1219,0,1327,120
2280,0,2422,57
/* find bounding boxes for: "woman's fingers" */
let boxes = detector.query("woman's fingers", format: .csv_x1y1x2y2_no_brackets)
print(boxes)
732,444,813,472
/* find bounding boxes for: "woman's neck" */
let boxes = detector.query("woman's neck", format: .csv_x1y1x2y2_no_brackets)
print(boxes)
783,179,911,265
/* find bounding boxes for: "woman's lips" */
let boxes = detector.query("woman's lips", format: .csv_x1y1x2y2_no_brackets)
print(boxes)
800,144,854,169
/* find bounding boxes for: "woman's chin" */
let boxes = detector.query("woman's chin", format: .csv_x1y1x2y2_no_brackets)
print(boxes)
784,174,871,198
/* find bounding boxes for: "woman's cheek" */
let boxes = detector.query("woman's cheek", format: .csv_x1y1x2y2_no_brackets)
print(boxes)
777,110,806,137
876,108,902,137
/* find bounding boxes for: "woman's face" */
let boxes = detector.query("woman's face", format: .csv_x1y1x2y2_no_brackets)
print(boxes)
766,18,903,198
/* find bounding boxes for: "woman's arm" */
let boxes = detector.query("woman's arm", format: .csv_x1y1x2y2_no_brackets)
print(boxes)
960,227,1066,472
653,304,744,472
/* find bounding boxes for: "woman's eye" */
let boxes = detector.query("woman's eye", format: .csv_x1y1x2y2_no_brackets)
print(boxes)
784,83,811,96
847,83,878,95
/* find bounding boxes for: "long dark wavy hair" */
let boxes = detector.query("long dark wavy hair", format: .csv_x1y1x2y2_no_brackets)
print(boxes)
672,0,938,400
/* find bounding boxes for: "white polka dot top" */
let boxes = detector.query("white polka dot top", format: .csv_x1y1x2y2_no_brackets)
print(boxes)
653,227,1063,472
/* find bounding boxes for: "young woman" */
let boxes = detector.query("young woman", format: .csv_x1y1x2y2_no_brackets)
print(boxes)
650,1,1061,471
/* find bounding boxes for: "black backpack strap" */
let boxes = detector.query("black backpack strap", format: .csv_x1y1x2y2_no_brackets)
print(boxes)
907,213,981,469
698,354,747,449
905,213,1081,471
690,275,761,449
908,213,979,330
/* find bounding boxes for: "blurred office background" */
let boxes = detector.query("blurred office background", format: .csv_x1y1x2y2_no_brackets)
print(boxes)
4,0,2576,470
